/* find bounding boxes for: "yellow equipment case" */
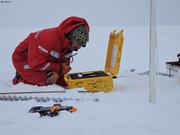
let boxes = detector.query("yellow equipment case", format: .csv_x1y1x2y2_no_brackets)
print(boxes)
64,30,124,92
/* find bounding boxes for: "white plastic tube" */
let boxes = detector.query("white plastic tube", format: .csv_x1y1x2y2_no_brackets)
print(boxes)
149,0,158,103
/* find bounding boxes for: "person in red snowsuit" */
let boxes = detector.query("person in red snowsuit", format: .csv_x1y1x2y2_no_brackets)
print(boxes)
12,16,90,88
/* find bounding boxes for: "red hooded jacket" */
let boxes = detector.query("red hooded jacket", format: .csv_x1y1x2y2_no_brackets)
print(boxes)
12,16,89,87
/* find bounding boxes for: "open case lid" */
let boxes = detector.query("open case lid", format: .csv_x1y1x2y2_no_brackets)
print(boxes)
105,30,124,76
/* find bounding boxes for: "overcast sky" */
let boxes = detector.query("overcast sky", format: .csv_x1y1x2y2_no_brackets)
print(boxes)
0,0,180,28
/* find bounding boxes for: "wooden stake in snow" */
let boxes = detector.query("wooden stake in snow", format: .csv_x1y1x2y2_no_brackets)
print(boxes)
149,0,158,103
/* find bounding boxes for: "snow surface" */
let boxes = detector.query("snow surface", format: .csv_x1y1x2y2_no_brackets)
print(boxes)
0,26,180,135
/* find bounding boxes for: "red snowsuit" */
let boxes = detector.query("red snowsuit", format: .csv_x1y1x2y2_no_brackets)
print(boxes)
12,16,89,87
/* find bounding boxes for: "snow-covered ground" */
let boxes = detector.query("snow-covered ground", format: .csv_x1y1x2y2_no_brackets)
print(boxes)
0,26,180,135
